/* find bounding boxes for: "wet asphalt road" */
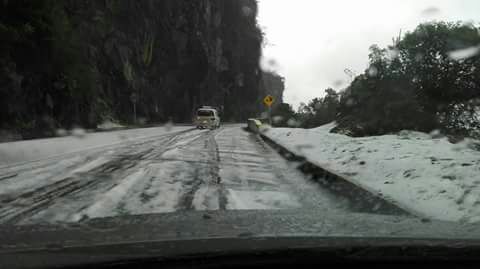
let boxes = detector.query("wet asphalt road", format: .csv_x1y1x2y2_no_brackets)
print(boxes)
0,125,377,225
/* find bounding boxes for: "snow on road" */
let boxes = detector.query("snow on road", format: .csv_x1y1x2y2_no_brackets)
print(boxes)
216,128,332,211
0,125,348,225
264,123,480,223
0,125,192,166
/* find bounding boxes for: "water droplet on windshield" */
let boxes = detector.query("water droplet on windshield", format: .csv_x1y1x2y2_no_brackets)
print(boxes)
421,7,441,17
71,127,87,139
367,66,378,77
287,118,299,127
273,116,283,124
453,138,480,152
415,53,424,62
55,129,68,137
448,46,480,61
138,117,147,125
429,129,443,139
98,120,122,130
267,58,278,68
260,57,279,72
241,6,253,17
346,98,355,107
462,20,475,28
164,119,173,131
118,134,128,141
333,79,345,87
387,48,400,60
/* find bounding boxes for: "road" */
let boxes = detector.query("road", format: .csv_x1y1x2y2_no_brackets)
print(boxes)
0,125,355,225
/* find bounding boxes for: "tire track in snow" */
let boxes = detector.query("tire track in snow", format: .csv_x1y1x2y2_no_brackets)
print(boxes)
70,129,213,220
176,129,224,211
0,129,200,224
0,129,195,199
0,147,159,224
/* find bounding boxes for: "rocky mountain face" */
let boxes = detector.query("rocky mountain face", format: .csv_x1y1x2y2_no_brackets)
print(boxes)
260,71,285,108
0,0,263,138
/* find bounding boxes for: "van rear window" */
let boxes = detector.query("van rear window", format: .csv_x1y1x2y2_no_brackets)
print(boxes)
198,110,214,117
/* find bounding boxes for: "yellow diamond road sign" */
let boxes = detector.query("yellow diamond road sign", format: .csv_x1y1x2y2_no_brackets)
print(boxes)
263,95,275,107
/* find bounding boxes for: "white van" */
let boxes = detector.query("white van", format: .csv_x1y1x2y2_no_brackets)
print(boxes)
195,107,221,129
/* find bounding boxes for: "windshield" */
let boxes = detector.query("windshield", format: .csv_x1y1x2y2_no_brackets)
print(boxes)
1,0,480,266
198,110,215,117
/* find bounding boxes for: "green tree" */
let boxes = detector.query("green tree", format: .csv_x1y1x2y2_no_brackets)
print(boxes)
298,89,339,128
335,21,480,137
399,22,480,109
271,103,297,127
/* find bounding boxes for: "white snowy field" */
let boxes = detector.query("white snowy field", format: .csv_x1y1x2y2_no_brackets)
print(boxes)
0,125,192,166
264,123,480,223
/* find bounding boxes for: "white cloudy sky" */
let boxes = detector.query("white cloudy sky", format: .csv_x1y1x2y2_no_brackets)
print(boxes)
258,0,480,107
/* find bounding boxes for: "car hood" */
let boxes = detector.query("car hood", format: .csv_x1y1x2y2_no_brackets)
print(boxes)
2,209,480,268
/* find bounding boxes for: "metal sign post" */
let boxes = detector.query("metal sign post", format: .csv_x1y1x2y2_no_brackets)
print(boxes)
269,105,272,125
263,95,275,125
130,92,138,124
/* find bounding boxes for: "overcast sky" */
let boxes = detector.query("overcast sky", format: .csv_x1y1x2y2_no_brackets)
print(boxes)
258,0,480,108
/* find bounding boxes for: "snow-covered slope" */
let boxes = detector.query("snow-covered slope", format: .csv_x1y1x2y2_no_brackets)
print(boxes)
264,123,480,223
